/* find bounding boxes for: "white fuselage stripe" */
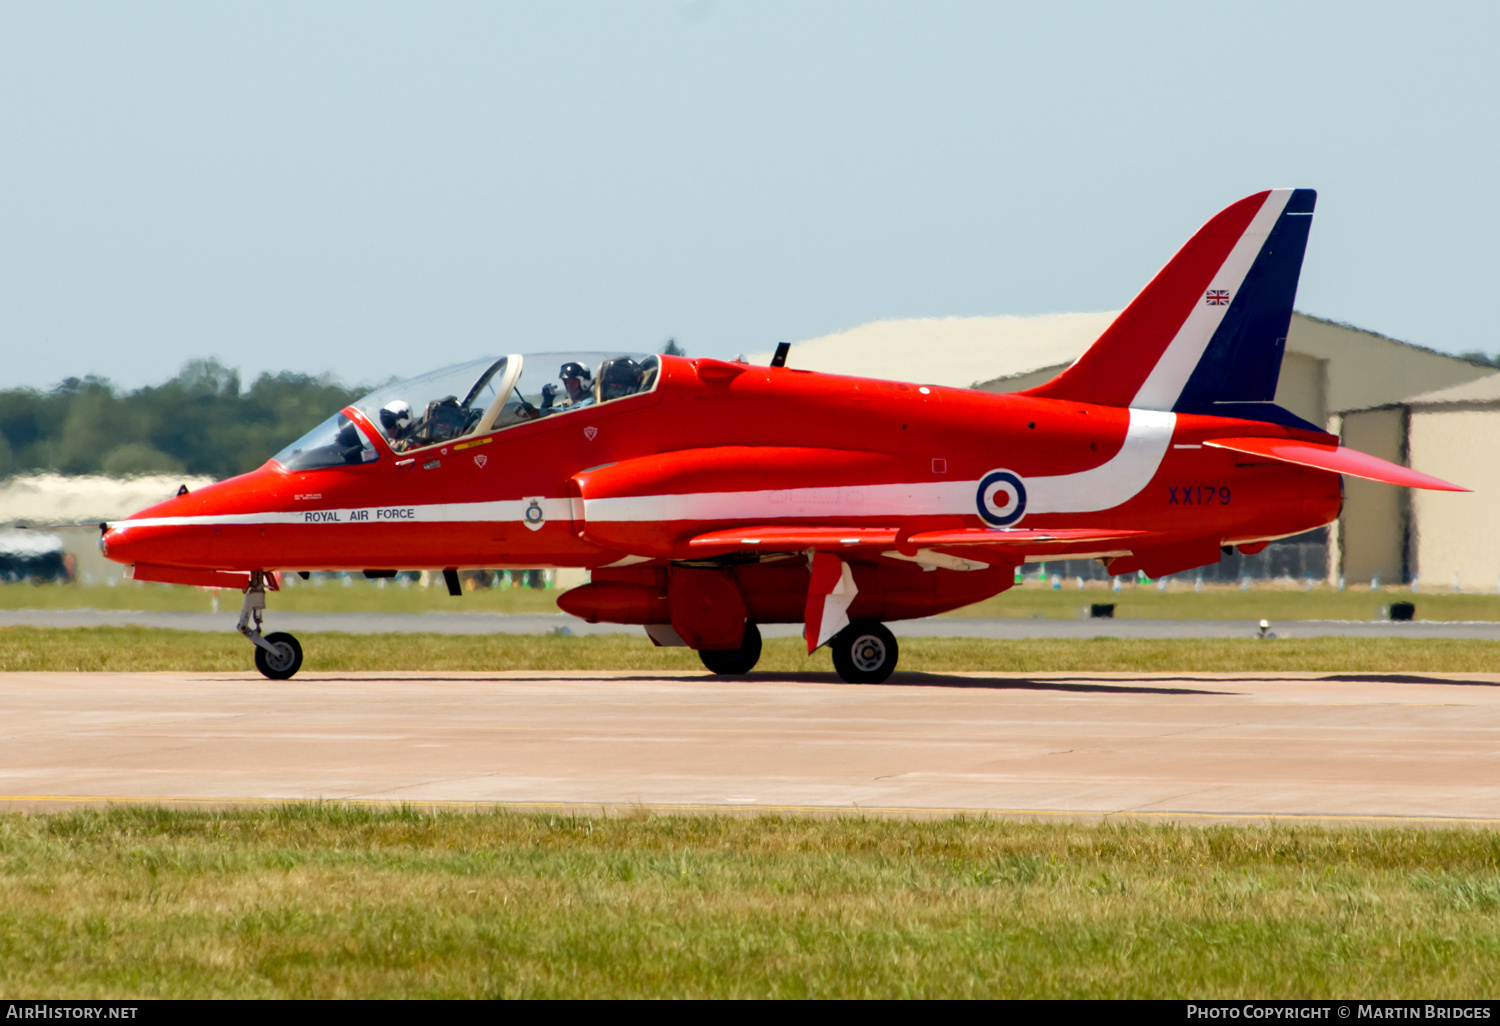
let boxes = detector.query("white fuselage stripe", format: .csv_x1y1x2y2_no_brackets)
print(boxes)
114,410,1177,532
1131,189,1293,412
584,408,1176,522
112,498,574,530
1026,408,1175,512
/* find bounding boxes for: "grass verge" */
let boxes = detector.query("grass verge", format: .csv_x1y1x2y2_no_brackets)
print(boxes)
8,578,1500,621
952,582,1500,621
4,626,1500,674
0,577,565,614
1,806,1497,998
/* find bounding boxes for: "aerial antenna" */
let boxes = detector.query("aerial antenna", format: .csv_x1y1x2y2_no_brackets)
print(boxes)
770,342,790,368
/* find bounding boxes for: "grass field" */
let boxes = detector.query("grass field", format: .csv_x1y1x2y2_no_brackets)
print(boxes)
5,625,1500,674
6,574,1500,621
1,805,1497,998
952,582,1500,622
0,575,566,615
8,573,1500,621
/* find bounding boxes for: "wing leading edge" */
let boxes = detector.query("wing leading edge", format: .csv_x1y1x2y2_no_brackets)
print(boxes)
682,525,1150,562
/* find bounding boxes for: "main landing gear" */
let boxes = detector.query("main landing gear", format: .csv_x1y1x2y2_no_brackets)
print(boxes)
239,571,303,680
698,622,763,675
829,620,899,684
693,620,901,684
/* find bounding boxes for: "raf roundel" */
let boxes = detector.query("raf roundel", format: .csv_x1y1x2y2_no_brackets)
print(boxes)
976,469,1027,527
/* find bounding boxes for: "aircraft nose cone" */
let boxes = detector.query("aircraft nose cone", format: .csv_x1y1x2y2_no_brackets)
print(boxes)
99,523,155,566
98,464,289,571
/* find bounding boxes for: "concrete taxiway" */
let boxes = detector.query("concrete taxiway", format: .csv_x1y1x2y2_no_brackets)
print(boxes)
3,669,1499,823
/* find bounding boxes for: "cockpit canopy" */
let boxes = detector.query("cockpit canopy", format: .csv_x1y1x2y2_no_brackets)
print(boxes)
274,351,660,472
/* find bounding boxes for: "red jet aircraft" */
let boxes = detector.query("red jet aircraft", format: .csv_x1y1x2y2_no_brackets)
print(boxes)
100,188,1464,681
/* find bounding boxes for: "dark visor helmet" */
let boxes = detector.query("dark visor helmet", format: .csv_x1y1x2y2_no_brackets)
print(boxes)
599,358,643,400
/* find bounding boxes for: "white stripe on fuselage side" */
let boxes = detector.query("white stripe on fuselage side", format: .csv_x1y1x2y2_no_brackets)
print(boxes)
1026,408,1175,513
111,498,575,530
1130,189,1293,412
112,409,1178,532
584,408,1177,522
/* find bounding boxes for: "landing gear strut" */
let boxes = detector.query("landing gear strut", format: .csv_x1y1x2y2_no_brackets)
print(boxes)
698,622,763,675
239,571,303,680
830,620,898,684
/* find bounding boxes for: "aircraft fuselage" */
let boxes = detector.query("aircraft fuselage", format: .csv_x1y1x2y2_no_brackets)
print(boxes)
102,354,1341,619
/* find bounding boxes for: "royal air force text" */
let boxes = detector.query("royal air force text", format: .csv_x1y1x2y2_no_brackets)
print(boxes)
303,508,416,523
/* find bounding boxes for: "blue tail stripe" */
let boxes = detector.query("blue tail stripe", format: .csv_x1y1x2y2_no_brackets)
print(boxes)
1173,188,1317,415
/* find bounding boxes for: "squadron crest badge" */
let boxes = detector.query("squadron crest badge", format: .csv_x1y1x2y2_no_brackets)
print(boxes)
522,497,546,531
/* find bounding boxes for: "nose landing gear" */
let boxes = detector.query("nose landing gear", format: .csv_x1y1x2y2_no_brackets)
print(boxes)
239,571,303,680
253,632,303,680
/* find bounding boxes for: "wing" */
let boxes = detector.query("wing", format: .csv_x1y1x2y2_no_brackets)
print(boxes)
684,525,1149,570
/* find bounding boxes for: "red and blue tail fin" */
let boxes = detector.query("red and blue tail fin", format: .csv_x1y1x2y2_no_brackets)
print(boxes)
1024,189,1317,427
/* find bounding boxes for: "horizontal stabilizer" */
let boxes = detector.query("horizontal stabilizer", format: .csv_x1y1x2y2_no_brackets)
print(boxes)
1203,438,1467,491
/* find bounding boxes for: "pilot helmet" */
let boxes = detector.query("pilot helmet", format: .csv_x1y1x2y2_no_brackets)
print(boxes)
599,358,643,400
379,399,413,434
559,361,593,397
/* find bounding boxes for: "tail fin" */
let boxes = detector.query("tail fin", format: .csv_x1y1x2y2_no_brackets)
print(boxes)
1023,189,1317,423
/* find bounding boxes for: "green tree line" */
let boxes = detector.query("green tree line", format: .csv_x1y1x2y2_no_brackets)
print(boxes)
0,359,368,481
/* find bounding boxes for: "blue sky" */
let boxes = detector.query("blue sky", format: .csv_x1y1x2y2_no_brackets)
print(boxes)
2,2,1496,390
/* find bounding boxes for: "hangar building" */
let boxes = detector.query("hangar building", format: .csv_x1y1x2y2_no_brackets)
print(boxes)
1340,374,1500,590
765,313,1495,584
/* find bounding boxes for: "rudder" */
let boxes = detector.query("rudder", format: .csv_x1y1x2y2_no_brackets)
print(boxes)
1023,189,1317,423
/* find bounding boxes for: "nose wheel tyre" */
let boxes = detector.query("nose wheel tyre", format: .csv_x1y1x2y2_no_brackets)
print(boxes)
698,622,762,675
831,620,898,684
253,631,304,680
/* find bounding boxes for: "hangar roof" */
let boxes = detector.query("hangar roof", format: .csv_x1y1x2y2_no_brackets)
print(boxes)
1395,372,1500,407
760,312,1492,420
753,312,1116,389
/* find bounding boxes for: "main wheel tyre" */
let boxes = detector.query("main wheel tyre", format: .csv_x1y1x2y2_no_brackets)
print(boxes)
830,620,898,684
698,622,762,675
253,631,304,680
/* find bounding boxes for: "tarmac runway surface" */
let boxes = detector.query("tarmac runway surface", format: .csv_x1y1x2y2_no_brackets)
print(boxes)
6,608,1500,639
4,669,1499,823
